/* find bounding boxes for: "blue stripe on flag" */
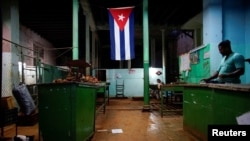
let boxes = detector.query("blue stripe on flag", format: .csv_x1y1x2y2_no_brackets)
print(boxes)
128,11,135,59
109,13,116,60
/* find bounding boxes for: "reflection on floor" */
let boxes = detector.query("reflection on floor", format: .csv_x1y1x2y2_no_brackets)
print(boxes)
0,98,198,141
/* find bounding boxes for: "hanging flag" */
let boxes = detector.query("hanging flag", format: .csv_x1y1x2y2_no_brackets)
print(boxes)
108,6,135,60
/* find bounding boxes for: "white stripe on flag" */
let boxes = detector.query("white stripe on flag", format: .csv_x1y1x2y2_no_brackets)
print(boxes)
114,21,120,60
124,18,130,60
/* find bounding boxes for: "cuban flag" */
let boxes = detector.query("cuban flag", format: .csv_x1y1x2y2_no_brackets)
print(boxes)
108,6,135,60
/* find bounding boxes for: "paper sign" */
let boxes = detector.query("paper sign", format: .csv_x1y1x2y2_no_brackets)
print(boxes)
111,129,123,134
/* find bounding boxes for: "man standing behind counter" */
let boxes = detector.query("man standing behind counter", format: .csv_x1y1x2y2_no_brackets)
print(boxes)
202,40,245,84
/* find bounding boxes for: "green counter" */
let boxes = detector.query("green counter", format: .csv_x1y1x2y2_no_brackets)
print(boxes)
161,83,250,141
38,82,104,141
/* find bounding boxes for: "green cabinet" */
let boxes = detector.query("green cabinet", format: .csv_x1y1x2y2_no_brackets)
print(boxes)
162,84,250,141
182,85,213,140
38,82,100,141
182,84,250,141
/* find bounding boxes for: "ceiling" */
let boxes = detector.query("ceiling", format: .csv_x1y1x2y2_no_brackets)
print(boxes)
19,0,202,62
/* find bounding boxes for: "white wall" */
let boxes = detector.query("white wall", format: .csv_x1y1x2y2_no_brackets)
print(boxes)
105,68,163,97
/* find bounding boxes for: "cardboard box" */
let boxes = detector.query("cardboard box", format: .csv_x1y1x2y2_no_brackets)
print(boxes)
1,96,16,109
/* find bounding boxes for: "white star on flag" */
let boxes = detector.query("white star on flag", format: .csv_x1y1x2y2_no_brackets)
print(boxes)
118,14,125,21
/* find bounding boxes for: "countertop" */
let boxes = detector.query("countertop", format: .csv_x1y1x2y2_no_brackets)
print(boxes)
162,83,250,92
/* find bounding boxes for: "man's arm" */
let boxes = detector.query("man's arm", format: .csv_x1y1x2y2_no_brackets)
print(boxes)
201,71,219,82
218,67,244,78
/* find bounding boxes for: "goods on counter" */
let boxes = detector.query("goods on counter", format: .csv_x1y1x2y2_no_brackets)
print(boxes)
53,59,100,83
81,75,99,83
53,71,100,84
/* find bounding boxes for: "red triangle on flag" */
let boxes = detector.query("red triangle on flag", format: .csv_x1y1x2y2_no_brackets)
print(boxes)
109,7,133,31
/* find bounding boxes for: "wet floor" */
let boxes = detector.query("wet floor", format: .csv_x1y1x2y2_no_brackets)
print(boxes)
93,98,198,141
1,98,199,141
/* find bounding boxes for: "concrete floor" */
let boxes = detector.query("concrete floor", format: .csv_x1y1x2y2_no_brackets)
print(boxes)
1,98,199,141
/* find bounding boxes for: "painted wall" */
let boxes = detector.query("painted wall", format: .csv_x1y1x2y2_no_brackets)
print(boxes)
94,68,163,97
222,0,247,83
20,26,57,66
203,0,223,77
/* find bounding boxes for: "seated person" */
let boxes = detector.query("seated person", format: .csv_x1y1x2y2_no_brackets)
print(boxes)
157,79,164,89
155,79,164,99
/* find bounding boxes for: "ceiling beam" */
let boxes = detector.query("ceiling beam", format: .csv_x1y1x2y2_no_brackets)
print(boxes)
79,0,96,31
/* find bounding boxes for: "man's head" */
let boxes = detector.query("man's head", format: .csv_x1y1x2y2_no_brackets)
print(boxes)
218,40,232,56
